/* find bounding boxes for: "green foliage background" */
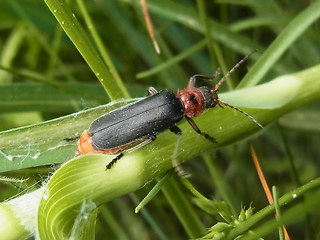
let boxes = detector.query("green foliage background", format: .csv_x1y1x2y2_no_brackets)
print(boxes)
0,0,320,239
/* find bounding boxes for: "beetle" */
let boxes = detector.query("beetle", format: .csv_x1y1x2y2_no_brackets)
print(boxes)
77,53,263,170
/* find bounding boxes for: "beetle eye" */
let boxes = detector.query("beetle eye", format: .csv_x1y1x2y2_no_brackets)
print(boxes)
189,94,198,104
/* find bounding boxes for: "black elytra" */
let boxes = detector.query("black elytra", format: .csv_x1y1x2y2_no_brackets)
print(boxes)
76,51,263,170
89,89,184,151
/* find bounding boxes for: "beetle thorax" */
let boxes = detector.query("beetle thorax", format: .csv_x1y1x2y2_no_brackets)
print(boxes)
177,86,218,118
177,88,203,117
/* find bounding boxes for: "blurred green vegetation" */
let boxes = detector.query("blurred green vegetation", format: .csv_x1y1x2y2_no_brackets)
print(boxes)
0,0,320,239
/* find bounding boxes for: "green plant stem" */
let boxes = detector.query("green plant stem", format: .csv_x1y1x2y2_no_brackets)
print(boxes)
131,194,169,240
43,0,127,100
272,186,284,240
99,205,130,240
0,65,106,103
276,122,301,186
135,170,173,213
196,0,216,67
196,0,233,90
37,64,320,239
226,178,320,240
125,0,260,54
46,24,63,79
9,0,77,83
75,0,129,98
0,188,45,240
0,24,25,84
237,0,320,88
180,178,208,201
0,64,319,238
229,17,280,32
161,176,205,238
203,153,239,215
276,121,315,238
0,64,320,172
136,39,207,79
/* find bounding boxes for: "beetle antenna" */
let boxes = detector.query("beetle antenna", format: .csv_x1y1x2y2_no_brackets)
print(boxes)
212,68,222,80
216,99,263,128
213,50,257,91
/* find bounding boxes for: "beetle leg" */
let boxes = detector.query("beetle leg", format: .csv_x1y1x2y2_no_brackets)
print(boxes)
187,69,221,89
147,87,158,96
64,135,80,142
169,125,181,135
185,116,217,143
170,126,182,163
106,135,156,170
169,126,190,177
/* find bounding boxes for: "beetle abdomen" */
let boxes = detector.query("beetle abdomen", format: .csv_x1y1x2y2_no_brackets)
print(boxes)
89,90,184,151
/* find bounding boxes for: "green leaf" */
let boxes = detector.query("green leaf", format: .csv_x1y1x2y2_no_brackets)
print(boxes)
0,99,136,172
237,0,320,88
221,74,301,109
193,198,233,223
43,0,129,99
279,110,320,131
0,83,106,113
35,64,320,239
0,63,319,238
69,201,98,240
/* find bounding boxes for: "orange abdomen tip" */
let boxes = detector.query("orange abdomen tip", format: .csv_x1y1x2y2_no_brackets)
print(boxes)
76,129,129,156
77,130,96,155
